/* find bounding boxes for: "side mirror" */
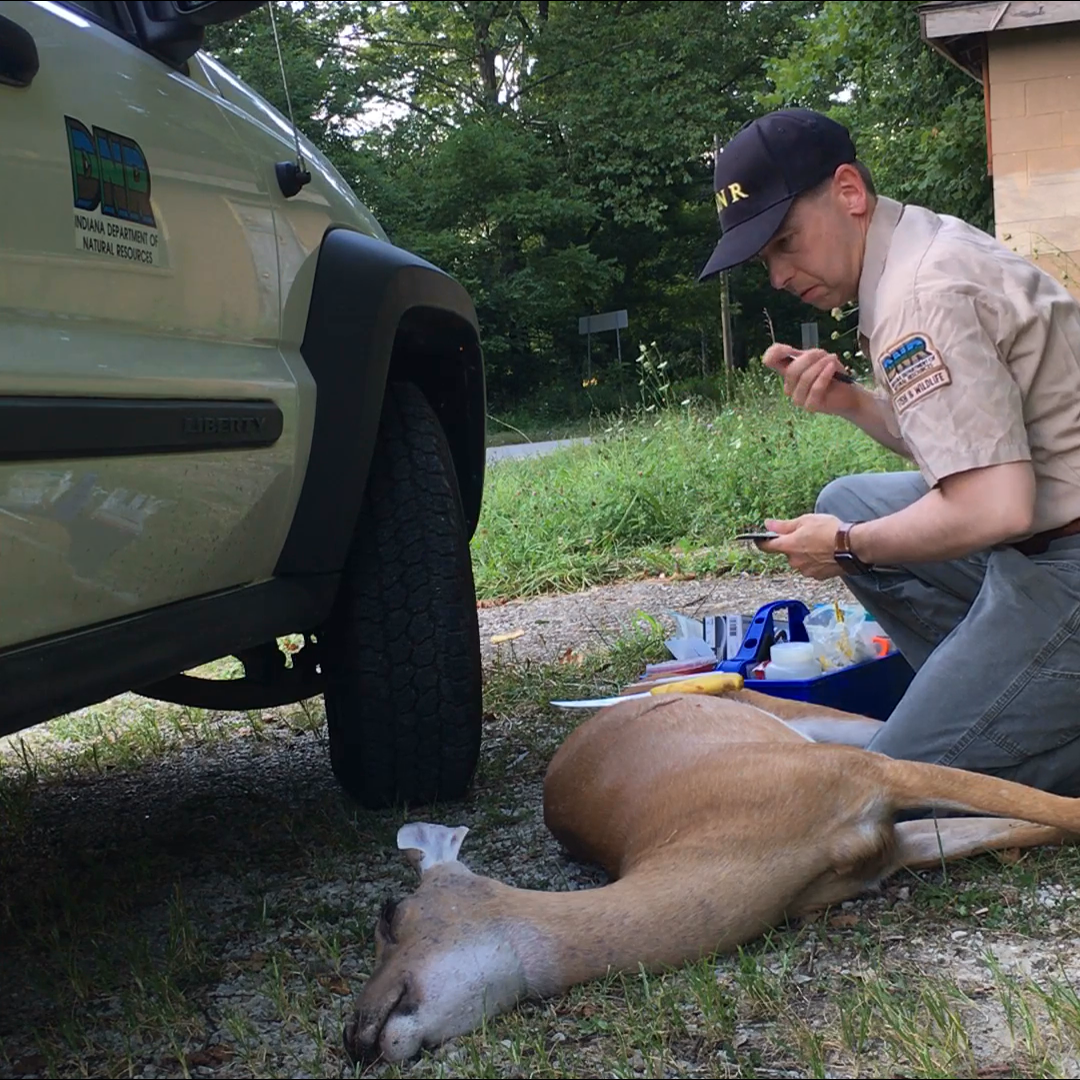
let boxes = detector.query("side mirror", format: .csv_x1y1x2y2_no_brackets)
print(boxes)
130,1,266,66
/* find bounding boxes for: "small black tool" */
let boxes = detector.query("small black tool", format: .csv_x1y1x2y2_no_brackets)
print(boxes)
733,531,781,543
762,312,856,383
782,354,856,384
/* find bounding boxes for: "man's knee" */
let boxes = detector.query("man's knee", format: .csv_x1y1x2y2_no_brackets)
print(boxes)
816,470,928,520
815,474,867,518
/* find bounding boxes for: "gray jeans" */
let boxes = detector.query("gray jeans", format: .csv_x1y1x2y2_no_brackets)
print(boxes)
817,471,1080,796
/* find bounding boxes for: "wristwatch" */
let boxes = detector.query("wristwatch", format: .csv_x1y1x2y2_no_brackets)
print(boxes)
834,521,873,575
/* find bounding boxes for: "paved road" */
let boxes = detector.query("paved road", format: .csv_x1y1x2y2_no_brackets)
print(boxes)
486,437,591,463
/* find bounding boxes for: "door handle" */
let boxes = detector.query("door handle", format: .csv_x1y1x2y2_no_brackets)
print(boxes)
0,15,38,88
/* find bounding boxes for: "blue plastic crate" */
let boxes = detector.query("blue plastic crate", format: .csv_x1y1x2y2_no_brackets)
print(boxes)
716,599,914,721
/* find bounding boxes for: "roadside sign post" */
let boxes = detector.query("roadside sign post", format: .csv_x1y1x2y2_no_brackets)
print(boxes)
578,309,628,378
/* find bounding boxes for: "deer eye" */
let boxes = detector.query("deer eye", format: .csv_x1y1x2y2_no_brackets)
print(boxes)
377,897,399,944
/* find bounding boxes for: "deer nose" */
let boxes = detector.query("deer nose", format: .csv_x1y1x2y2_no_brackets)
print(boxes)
342,1011,384,1068
343,975,416,1067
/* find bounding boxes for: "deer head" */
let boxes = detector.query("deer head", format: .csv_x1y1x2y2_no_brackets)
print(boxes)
342,822,532,1065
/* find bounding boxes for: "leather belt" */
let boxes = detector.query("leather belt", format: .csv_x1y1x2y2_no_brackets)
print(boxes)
1011,516,1080,556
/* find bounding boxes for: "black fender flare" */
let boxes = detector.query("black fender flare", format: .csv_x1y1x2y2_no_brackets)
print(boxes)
274,227,486,578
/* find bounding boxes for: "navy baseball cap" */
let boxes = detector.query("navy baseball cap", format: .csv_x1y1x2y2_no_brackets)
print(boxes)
698,108,857,280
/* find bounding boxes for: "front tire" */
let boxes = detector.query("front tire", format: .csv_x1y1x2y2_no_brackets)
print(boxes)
320,381,483,809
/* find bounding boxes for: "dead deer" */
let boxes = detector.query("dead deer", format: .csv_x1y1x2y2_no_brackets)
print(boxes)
343,689,1077,1065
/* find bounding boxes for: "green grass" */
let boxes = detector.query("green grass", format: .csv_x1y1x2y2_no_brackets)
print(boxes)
474,387,910,600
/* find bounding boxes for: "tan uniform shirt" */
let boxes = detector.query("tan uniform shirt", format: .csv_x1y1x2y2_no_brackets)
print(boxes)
858,195,1080,535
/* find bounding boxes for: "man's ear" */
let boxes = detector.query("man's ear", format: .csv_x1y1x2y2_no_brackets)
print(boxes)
832,163,870,217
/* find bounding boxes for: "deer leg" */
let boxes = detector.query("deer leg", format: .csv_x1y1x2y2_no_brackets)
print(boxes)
893,817,1072,870
789,815,1072,918
721,688,885,746
724,688,872,722
782,716,886,747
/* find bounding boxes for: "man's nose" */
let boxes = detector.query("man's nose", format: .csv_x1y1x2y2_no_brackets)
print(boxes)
767,257,792,291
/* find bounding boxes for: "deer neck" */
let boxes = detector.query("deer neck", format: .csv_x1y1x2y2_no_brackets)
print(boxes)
483,865,779,997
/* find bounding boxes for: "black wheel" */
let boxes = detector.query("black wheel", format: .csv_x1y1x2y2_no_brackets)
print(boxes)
319,380,483,809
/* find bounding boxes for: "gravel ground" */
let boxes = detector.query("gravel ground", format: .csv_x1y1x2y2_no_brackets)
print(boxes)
477,570,856,667
0,570,1077,1079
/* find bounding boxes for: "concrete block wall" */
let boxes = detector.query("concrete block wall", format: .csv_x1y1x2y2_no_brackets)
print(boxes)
988,26,1080,297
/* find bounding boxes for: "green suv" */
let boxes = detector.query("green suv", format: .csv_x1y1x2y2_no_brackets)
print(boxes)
0,0,487,809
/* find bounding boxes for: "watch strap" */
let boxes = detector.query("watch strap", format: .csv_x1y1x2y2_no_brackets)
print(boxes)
835,520,872,574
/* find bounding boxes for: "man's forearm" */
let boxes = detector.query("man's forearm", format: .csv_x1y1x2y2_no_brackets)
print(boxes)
850,463,1036,565
836,386,911,458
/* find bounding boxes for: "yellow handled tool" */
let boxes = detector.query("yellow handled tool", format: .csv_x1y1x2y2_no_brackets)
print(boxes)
551,671,744,709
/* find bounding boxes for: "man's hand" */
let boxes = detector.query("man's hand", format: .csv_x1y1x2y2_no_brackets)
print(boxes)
759,513,845,580
763,343,861,416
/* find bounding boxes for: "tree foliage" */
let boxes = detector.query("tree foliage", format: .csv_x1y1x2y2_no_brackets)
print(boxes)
205,0,990,411
761,0,992,231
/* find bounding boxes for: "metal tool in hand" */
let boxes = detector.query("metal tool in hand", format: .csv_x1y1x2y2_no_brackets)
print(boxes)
763,308,855,384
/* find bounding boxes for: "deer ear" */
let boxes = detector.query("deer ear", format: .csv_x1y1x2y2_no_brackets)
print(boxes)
397,822,470,874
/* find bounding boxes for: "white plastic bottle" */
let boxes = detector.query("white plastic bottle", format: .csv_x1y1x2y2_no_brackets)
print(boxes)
764,641,822,681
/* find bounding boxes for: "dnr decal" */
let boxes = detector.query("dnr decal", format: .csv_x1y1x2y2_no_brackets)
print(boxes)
65,116,165,267
878,332,952,414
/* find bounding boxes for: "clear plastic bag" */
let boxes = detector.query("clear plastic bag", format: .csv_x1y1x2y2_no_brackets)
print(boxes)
804,603,878,671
